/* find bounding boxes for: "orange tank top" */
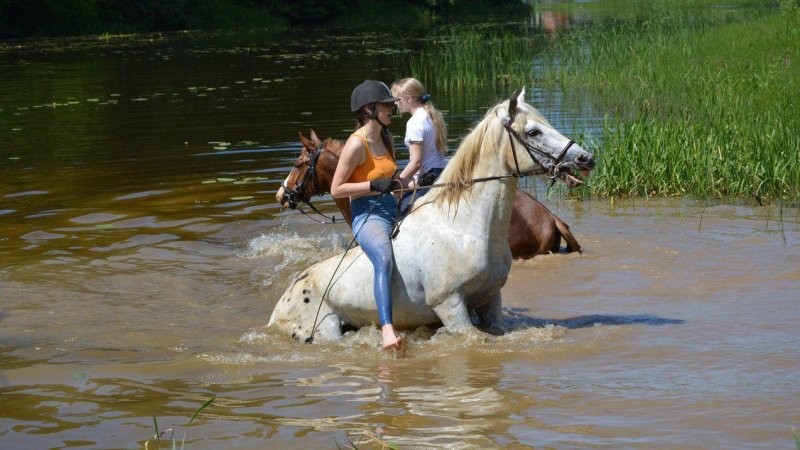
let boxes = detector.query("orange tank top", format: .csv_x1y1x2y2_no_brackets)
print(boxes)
347,132,397,183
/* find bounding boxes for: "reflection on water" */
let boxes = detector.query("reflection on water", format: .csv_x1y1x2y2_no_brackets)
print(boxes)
2,7,799,448
2,195,799,447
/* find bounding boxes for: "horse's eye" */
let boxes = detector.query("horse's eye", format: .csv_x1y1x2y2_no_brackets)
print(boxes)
526,128,542,138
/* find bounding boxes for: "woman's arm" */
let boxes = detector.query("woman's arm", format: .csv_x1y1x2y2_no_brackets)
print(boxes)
398,141,422,188
331,136,371,198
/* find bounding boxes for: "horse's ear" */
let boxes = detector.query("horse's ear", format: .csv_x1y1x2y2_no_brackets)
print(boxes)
299,132,314,152
505,90,521,126
309,130,322,147
516,87,526,104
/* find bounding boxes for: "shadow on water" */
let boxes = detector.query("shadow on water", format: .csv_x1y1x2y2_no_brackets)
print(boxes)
503,307,684,330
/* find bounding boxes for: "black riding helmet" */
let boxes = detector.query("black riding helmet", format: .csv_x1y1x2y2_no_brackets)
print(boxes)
350,80,396,112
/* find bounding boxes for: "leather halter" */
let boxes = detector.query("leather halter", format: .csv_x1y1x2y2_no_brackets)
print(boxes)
281,144,323,208
502,114,575,183
281,144,343,224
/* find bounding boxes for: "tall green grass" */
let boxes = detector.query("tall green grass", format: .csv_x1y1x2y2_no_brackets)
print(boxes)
550,3,800,200
407,26,542,91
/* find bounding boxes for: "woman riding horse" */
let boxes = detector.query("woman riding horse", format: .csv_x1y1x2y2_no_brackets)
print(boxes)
277,133,581,258
269,90,594,344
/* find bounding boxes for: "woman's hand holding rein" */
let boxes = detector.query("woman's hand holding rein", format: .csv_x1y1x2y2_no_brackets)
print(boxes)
369,178,401,194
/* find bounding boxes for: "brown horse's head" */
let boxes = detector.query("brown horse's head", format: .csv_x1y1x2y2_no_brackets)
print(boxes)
277,130,343,210
277,130,321,209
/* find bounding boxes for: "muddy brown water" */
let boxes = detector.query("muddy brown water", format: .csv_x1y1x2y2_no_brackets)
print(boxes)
2,19,799,450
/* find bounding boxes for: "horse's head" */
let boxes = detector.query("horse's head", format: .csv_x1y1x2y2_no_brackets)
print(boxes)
277,130,323,209
500,89,595,187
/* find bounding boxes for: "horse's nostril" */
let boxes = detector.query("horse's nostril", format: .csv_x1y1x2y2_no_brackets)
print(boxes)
577,153,595,167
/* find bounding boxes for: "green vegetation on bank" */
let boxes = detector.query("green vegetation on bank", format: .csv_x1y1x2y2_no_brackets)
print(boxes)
0,0,525,39
550,2,799,201
408,26,542,91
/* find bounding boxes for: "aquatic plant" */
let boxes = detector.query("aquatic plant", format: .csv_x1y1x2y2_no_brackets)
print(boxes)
143,396,216,450
336,430,401,450
406,26,541,92
548,2,800,201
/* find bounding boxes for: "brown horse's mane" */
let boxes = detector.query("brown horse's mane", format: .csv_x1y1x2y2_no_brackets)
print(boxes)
319,138,343,156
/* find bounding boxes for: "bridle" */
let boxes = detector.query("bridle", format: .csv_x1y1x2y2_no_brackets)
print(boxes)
502,92,576,186
280,144,343,224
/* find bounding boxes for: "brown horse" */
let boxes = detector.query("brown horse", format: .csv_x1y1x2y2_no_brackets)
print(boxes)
276,131,581,259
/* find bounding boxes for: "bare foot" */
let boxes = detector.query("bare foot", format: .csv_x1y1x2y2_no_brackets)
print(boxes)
381,324,403,352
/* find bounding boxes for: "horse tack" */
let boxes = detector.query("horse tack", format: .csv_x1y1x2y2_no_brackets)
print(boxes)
281,143,345,224
502,90,575,183
281,143,322,208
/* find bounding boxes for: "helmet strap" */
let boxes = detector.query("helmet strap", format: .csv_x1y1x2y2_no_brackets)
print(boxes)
366,103,390,128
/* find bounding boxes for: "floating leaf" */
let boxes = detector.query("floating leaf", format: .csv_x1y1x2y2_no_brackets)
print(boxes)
9,156,20,160
95,224,114,230
230,196,253,201
216,178,236,183
201,179,217,184
213,146,227,150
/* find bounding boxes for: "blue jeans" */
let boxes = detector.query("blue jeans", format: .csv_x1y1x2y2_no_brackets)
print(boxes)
351,194,398,326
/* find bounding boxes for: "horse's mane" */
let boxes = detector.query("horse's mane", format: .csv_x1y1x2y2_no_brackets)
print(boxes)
426,99,549,208
321,138,343,156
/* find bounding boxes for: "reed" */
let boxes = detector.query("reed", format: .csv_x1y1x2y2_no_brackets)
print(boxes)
794,426,800,450
407,26,541,92
550,3,800,201
143,396,216,450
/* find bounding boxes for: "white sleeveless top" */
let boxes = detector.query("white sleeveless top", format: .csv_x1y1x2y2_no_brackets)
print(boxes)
404,108,447,177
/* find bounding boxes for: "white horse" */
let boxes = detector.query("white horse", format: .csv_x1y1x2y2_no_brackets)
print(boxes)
268,91,594,342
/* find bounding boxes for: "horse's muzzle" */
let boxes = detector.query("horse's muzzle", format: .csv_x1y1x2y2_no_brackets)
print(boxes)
554,150,595,188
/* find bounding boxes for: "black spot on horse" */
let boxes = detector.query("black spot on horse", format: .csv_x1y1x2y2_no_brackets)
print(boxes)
304,297,310,303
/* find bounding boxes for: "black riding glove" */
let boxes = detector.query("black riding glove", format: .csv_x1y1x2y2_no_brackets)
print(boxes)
369,178,400,194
